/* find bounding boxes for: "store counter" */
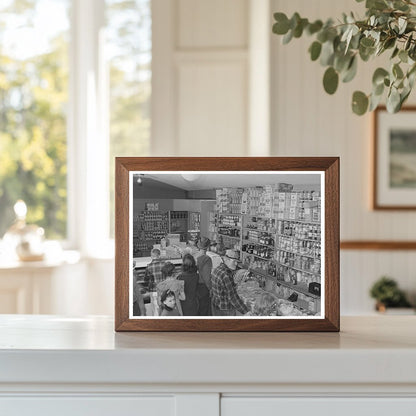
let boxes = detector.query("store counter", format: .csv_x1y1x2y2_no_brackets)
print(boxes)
133,257,182,269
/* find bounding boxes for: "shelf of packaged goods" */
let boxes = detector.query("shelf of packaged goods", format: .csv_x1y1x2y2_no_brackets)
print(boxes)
242,227,278,234
279,264,320,276
247,267,276,280
218,233,241,240
280,234,320,243
242,252,275,262
218,225,241,229
275,280,320,299
243,268,320,300
242,240,275,249
219,212,243,216
243,214,273,219
277,247,317,259
281,219,320,225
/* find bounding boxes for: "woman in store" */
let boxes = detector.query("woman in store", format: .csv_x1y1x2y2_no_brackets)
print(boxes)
156,262,185,316
177,254,199,316
195,237,212,316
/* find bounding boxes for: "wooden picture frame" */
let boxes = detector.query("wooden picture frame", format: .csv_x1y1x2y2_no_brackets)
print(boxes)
115,157,339,332
373,106,416,210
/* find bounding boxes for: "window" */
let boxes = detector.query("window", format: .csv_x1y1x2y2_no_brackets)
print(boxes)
0,0,70,239
106,0,151,237
0,0,151,252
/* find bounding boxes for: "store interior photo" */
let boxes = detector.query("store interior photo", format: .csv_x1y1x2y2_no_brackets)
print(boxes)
131,173,322,318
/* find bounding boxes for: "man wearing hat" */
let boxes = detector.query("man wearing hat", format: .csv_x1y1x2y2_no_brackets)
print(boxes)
195,237,213,315
211,249,249,316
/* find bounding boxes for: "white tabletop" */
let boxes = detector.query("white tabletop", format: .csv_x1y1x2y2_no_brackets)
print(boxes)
0,315,415,386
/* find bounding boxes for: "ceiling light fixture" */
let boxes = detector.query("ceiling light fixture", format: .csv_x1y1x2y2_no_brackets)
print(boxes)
136,174,144,185
181,173,201,182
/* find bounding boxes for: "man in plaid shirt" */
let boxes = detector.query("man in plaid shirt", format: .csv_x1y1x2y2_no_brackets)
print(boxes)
211,249,249,316
144,249,166,290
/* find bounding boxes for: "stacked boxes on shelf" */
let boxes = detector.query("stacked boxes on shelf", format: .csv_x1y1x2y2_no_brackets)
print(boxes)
215,188,243,252
213,183,321,314
134,211,169,257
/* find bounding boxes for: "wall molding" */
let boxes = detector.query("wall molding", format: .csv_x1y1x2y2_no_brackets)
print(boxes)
340,241,416,250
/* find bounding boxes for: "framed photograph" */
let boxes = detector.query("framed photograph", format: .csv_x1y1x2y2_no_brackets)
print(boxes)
373,106,416,209
115,157,339,332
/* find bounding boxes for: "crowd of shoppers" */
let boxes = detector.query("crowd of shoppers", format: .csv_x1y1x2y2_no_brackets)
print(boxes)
136,237,249,316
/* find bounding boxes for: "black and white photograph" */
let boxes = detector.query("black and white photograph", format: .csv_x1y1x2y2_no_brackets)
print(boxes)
129,171,324,319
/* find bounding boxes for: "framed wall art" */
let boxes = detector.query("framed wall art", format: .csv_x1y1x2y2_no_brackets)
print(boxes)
115,157,339,332
373,106,416,210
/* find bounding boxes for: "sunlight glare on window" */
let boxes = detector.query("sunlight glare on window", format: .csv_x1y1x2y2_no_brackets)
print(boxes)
106,0,151,237
0,0,70,239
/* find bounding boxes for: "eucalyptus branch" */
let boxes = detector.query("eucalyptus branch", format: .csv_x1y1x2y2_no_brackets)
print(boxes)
272,0,416,115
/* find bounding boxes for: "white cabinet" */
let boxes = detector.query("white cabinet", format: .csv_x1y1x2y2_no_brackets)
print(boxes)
1,396,175,416
222,397,416,416
1,316,416,415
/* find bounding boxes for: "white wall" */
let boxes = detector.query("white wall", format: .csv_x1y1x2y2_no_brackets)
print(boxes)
152,0,251,156
271,0,416,313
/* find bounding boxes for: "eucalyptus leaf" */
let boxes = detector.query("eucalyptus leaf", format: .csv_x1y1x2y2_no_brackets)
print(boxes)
307,20,323,35
309,41,322,61
391,47,399,59
293,18,308,38
320,40,335,66
366,0,388,10
386,87,401,112
360,37,375,48
342,56,358,82
334,52,352,72
393,0,409,12
372,68,389,86
373,82,385,96
317,29,328,43
399,49,408,63
405,33,413,50
323,67,339,94
359,44,375,61
369,92,383,111
273,13,290,34
383,37,396,50
398,17,407,34
352,91,369,115
282,29,294,44
393,63,404,79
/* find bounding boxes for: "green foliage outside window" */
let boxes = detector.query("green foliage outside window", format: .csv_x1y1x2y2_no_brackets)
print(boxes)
0,1,69,238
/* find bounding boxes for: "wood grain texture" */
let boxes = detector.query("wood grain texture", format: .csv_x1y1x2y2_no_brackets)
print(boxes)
115,157,340,332
341,241,416,250
115,159,130,330
373,106,416,210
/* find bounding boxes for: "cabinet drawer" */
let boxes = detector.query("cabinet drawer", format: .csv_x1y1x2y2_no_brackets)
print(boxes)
222,397,416,416
1,396,174,416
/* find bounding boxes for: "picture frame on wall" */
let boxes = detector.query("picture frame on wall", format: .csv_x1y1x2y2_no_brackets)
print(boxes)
373,106,416,210
115,157,340,332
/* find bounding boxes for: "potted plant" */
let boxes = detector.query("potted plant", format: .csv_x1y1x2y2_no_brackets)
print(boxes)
272,0,416,115
369,276,412,312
